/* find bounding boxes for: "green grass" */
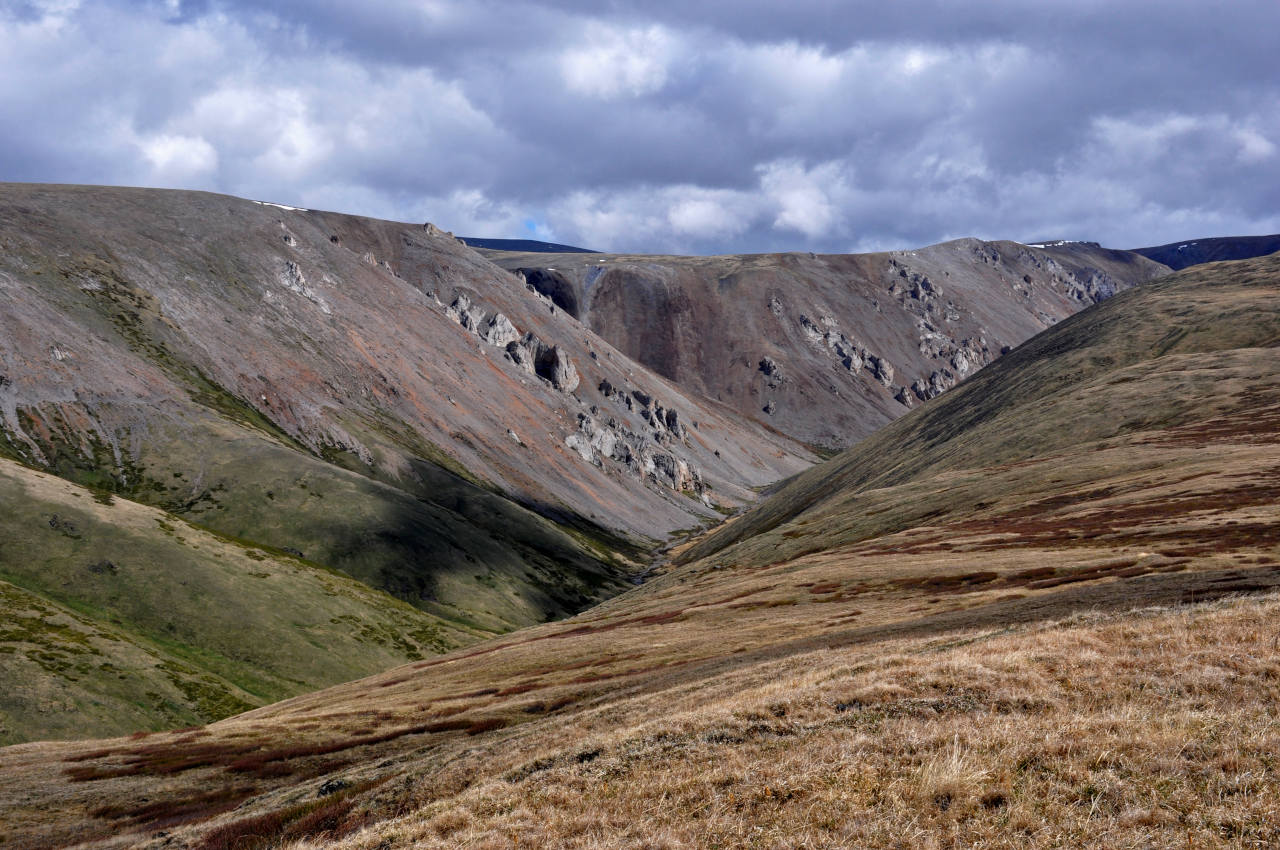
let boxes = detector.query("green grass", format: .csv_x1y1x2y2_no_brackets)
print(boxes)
0,459,472,744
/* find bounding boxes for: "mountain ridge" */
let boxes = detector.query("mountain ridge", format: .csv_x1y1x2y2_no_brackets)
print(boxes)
479,238,1170,448
1131,232,1280,270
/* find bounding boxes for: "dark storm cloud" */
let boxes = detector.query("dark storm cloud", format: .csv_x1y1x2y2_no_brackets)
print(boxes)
2,0,1277,253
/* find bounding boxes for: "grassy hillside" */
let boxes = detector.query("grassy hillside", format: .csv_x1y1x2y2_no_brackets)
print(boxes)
2,256,1277,847
0,457,479,745
683,252,1280,566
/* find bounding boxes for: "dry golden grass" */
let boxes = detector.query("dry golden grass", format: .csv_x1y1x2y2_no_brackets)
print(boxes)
297,594,1280,849
2,425,1277,850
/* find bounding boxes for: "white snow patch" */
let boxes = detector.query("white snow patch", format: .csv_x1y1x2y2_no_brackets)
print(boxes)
253,200,308,212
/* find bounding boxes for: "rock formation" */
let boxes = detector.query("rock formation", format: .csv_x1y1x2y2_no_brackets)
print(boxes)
478,239,1169,448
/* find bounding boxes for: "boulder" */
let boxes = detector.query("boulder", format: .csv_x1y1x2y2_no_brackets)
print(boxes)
482,313,520,348
538,345,579,393
868,355,894,387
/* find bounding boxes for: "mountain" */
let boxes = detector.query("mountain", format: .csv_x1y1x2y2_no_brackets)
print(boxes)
681,249,1280,566
5,251,1276,849
1132,233,1280,270
458,237,598,254
478,240,1170,448
0,183,812,741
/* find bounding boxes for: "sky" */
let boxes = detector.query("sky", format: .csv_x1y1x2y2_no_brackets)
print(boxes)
2,0,1278,254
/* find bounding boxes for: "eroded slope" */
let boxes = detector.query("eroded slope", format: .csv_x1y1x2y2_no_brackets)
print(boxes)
0,183,813,742
0,184,815,614
3,255,1277,848
483,240,1169,448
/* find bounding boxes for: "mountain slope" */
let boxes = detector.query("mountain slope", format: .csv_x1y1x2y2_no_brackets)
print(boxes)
682,252,1280,566
0,457,469,746
0,183,811,742
0,184,813,611
4,254,1277,848
0,184,810,544
480,239,1169,448
1132,232,1280,270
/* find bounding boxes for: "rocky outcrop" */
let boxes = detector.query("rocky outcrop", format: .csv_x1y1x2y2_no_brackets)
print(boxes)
867,355,894,387
758,356,785,388
540,345,580,393
565,409,706,499
478,238,1169,449
447,293,581,393
439,280,713,500
277,260,331,315
482,313,520,348
597,379,688,443
447,293,485,332
505,333,580,393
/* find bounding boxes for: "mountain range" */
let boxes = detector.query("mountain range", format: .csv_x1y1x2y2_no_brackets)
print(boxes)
1,183,1278,848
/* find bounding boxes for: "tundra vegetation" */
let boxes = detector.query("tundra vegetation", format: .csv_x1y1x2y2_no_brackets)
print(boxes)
0,248,1276,847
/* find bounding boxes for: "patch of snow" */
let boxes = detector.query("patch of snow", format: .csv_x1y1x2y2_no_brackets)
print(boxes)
1028,240,1086,248
252,200,308,212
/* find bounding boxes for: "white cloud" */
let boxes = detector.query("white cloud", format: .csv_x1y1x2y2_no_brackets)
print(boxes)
737,41,848,93
898,45,943,76
140,133,218,181
1235,128,1276,164
559,23,677,99
1091,113,1204,162
758,159,851,239
417,188,529,237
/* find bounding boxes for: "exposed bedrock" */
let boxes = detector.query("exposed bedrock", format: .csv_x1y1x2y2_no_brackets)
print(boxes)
479,240,1169,449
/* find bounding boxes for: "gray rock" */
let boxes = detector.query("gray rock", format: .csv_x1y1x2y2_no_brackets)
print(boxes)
506,332,547,376
798,315,824,345
540,346,579,393
482,313,520,348
868,355,894,387
448,294,486,332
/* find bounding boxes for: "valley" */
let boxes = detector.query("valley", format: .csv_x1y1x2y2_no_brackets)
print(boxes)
0,187,1276,847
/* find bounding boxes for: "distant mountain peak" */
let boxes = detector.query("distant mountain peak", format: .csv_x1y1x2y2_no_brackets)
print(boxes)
459,236,599,253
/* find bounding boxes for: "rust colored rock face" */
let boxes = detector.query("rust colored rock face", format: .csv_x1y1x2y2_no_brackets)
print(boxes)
485,241,1170,449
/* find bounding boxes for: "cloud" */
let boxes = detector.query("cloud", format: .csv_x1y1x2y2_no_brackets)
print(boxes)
559,23,677,99
139,133,218,182
0,1,1277,254
758,160,850,239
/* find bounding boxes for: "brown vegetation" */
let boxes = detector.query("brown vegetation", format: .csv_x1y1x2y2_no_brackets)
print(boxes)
0,251,1278,848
